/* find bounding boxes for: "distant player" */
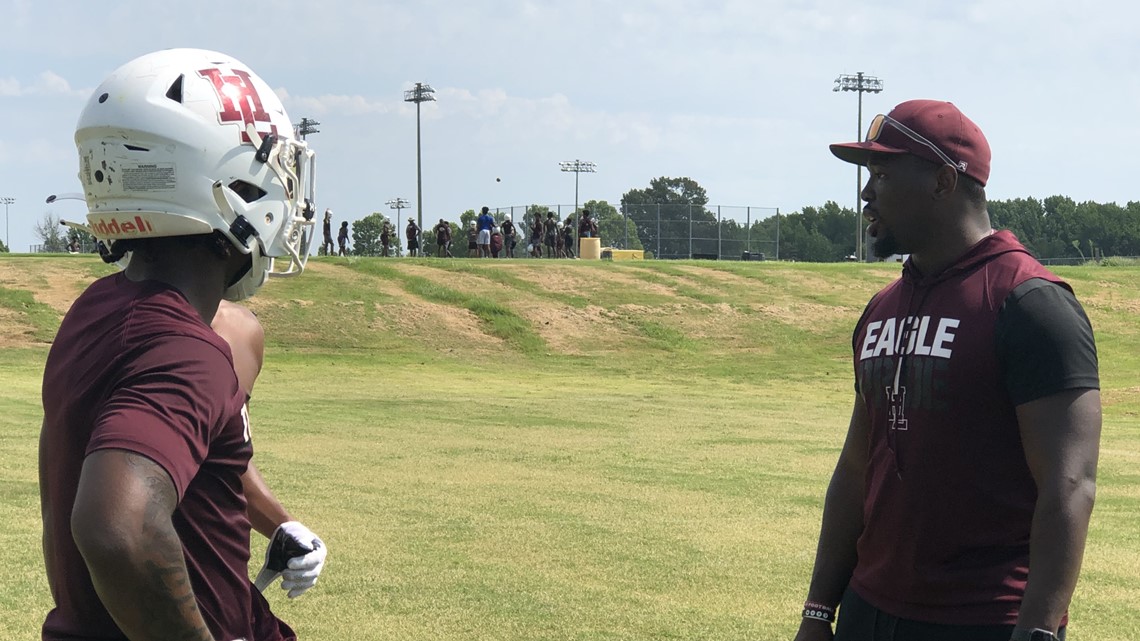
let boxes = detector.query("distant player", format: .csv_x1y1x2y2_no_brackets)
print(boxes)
39,49,321,641
338,220,350,256
467,220,479,257
321,209,334,255
476,206,495,258
501,214,517,258
434,218,453,257
529,211,544,258
543,212,558,258
380,219,393,257
406,218,421,257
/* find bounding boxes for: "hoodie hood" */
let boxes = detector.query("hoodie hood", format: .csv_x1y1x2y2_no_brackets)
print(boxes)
901,230,1031,288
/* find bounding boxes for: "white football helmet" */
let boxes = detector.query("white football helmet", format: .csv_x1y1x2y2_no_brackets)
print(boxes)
74,48,316,300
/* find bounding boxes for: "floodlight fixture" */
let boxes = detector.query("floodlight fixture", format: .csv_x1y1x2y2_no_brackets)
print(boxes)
833,72,884,261
559,160,597,239
404,83,436,249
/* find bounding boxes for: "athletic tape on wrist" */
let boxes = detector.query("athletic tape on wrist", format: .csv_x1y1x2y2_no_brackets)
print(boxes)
802,601,836,624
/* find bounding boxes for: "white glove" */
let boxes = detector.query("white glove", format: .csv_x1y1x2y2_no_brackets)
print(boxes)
254,521,327,599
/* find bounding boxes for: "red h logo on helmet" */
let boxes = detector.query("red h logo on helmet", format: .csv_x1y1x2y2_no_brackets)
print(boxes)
198,67,278,144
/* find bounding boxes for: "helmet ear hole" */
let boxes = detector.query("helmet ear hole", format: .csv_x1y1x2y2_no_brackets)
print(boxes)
228,180,266,203
165,75,184,103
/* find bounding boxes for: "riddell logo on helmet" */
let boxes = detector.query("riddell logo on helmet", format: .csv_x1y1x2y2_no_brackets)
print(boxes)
198,67,279,144
90,216,155,236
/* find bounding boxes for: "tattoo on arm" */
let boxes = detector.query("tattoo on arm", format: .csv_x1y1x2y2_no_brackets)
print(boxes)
127,453,216,641
78,452,216,641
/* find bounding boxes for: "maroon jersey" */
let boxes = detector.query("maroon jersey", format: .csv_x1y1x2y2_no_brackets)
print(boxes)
850,231,1098,625
40,273,294,641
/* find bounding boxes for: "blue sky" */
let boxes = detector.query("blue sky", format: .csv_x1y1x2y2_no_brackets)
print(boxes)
2,0,1137,252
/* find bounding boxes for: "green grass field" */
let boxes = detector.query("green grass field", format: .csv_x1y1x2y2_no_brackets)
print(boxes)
1,255,1137,639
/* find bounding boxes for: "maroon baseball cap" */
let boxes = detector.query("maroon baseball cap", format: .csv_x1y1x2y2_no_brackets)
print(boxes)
830,100,991,186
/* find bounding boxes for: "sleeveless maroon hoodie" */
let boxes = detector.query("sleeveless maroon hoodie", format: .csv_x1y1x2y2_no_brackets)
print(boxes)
850,230,1070,625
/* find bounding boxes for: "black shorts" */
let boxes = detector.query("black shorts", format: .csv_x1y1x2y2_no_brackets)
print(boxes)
468,241,478,250
407,239,419,250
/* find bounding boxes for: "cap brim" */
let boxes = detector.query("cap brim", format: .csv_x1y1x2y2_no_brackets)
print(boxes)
829,141,909,166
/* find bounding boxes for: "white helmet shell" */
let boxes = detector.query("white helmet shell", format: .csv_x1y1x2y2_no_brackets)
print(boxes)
74,48,317,300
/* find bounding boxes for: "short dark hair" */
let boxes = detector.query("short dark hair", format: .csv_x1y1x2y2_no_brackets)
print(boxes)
956,173,986,206
481,206,489,214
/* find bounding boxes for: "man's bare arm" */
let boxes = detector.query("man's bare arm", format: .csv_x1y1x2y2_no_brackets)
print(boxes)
71,449,215,641
1015,388,1101,633
793,395,871,641
243,462,293,539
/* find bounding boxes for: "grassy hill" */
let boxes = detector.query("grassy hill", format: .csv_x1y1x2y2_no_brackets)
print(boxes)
2,255,1138,639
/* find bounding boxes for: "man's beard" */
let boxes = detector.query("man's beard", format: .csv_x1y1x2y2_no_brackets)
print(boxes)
870,228,901,259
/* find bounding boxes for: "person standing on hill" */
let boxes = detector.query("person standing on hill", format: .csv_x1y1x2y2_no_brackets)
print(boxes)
578,208,597,238
501,214,517,258
793,100,1100,641
562,216,576,258
490,225,504,258
406,218,421,257
380,219,393,257
39,48,324,641
543,212,558,258
338,220,350,256
467,220,479,257
434,218,453,257
476,206,495,258
529,211,544,258
321,209,334,256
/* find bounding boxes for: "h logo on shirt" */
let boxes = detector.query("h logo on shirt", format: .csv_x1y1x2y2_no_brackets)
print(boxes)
886,386,908,431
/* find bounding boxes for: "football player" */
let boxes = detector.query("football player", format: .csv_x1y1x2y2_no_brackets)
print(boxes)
40,49,319,641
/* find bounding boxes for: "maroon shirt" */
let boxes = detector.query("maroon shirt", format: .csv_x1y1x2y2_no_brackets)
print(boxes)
40,273,294,641
850,231,1097,625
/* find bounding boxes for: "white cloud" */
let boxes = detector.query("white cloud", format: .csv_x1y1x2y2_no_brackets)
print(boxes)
0,71,89,98
277,87,394,117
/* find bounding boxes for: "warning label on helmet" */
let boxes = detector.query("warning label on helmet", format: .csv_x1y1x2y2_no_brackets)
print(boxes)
122,163,176,191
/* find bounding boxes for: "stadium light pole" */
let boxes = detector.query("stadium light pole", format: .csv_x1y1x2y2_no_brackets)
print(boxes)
404,83,436,254
1,197,13,251
294,117,321,140
387,197,410,254
834,71,883,262
559,160,596,241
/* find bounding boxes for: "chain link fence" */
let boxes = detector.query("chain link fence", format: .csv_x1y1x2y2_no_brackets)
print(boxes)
482,204,782,261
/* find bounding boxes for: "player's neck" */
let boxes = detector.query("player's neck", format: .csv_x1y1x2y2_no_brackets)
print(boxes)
125,246,230,323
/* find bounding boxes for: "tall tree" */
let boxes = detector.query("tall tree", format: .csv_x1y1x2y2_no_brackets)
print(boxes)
621,176,713,259
989,197,1046,255
458,208,479,232
351,213,387,256
34,213,68,252
584,199,642,250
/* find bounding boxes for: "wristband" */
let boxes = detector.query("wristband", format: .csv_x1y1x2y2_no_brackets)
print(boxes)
802,601,836,624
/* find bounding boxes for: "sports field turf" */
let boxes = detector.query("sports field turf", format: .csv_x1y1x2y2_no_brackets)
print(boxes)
1,254,1137,639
